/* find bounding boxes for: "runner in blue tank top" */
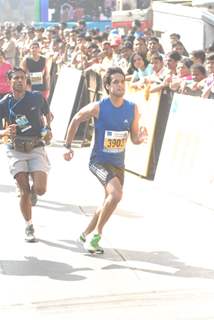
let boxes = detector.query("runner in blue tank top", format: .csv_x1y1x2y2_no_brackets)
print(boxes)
90,96,135,168
63,67,148,254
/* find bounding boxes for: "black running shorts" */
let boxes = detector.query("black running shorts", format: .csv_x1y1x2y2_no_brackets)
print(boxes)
89,162,124,187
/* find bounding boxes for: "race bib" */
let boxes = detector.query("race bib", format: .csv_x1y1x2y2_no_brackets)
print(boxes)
15,115,32,132
104,130,128,153
30,72,43,85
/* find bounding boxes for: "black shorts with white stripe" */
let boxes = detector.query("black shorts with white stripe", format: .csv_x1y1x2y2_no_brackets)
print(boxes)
89,162,124,187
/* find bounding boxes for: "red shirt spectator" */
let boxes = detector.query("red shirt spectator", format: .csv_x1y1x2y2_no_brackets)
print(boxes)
0,49,12,96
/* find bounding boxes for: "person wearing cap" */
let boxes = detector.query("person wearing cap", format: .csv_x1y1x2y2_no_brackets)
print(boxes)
110,36,122,54
109,36,123,67
117,41,134,75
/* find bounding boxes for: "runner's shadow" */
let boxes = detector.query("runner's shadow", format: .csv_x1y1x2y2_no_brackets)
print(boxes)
36,199,83,214
79,205,143,218
101,249,214,280
39,238,86,254
35,240,214,280
37,201,141,218
0,256,92,281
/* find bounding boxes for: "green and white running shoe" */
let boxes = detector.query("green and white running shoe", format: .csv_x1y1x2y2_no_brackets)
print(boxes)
88,234,104,254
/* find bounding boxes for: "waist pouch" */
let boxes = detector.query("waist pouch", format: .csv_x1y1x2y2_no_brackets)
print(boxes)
13,136,43,153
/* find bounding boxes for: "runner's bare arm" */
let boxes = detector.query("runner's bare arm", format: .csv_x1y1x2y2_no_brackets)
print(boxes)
64,102,99,146
0,124,16,138
130,104,148,145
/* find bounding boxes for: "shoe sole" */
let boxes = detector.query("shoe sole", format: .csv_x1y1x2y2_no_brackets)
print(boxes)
88,248,104,254
96,250,104,254
25,237,37,243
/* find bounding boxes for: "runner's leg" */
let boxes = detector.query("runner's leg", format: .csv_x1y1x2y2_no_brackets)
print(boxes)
31,171,48,196
95,176,123,235
15,172,32,222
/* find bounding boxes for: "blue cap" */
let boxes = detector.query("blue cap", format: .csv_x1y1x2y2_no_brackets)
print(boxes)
134,31,144,39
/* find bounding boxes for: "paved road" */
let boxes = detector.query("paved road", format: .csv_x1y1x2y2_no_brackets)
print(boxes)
0,144,214,320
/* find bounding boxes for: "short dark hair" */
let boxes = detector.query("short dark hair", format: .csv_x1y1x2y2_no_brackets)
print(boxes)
148,36,159,44
30,41,40,48
168,51,181,62
170,33,180,40
7,67,26,80
191,49,206,64
103,67,125,94
191,64,207,77
179,57,193,69
150,53,163,62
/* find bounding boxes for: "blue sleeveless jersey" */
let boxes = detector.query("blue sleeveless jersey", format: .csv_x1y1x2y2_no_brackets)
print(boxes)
90,97,135,167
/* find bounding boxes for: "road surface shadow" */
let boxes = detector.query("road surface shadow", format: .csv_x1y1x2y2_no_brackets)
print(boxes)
0,256,92,281
39,238,214,280
102,249,214,280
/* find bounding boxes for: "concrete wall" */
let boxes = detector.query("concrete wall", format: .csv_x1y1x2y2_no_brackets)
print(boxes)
203,10,214,47
152,1,214,51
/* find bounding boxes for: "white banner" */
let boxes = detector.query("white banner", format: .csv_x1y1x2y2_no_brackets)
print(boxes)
50,66,82,143
125,86,161,177
155,93,214,208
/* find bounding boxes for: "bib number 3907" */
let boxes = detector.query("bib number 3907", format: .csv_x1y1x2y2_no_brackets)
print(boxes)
104,130,128,153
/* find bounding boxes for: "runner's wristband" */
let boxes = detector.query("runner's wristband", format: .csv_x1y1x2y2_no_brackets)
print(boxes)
64,143,72,150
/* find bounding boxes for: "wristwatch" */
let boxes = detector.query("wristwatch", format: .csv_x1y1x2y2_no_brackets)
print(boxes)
64,143,72,150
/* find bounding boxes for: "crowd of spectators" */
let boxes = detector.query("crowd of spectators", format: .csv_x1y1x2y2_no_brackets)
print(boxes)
0,19,214,106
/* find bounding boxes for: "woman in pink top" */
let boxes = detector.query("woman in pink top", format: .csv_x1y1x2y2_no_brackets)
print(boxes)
0,49,12,99
0,49,12,129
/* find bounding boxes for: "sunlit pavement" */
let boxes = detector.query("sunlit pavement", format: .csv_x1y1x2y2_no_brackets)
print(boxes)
0,144,214,320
